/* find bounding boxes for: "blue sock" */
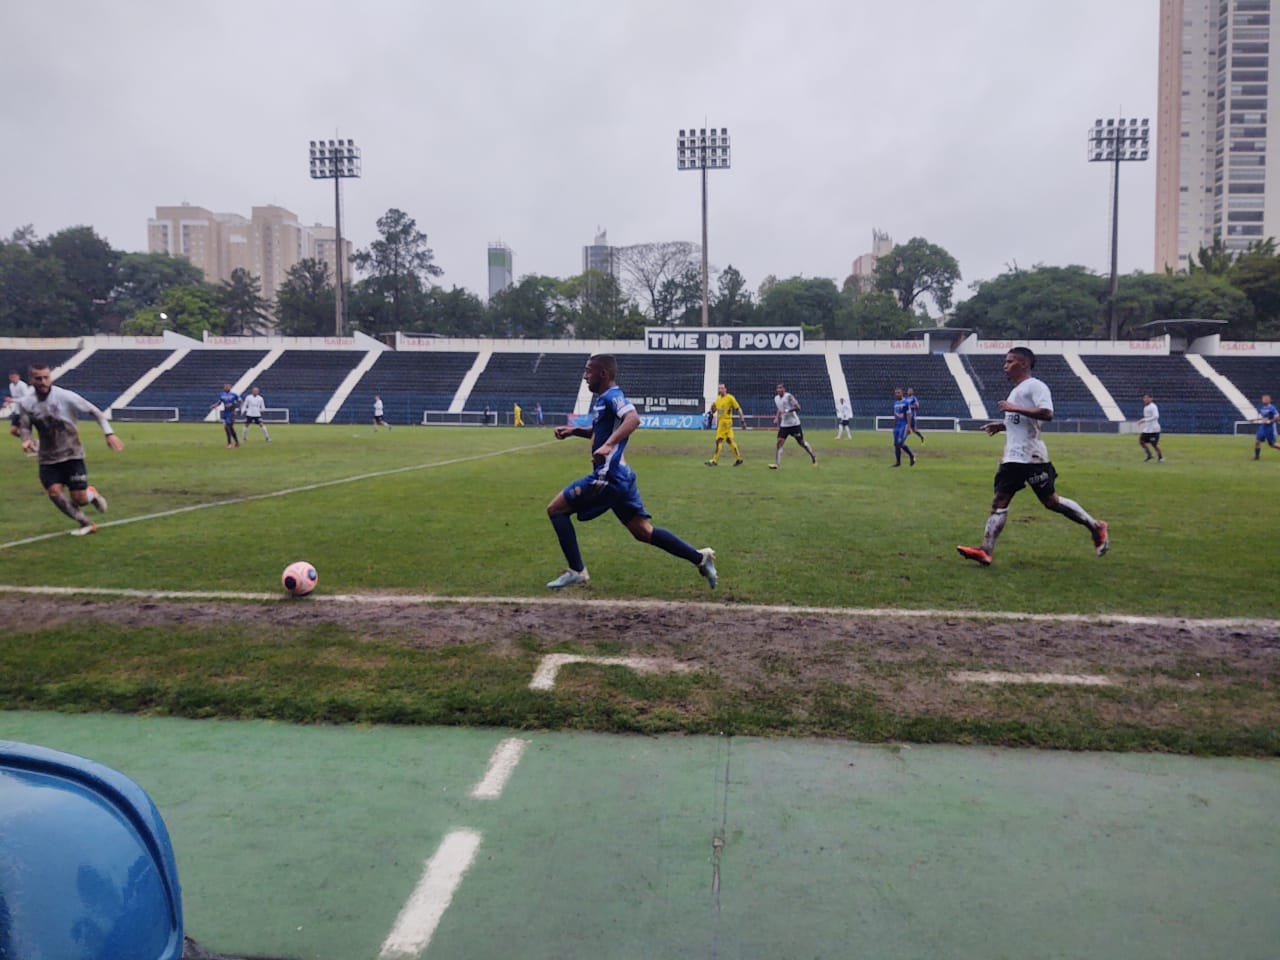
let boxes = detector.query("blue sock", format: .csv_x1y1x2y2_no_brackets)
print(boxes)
650,527,701,564
550,513,584,571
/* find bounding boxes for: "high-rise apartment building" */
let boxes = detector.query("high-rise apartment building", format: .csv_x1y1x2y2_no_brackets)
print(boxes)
488,242,514,300
848,229,894,293
583,228,617,277
1155,0,1276,272
148,203,351,306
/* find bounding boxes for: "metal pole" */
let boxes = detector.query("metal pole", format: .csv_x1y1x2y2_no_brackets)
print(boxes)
701,161,709,328
333,173,344,337
1108,152,1121,340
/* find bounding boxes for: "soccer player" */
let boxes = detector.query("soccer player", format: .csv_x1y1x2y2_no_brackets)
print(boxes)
835,397,853,440
211,383,240,448
906,387,925,443
6,370,34,451
957,347,1108,566
373,394,391,431
513,402,525,427
705,383,747,466
15,362,122,536
545,354,717,591
1254,393,1280,459
241,386,271,443
535,402,544,427
1137,392,1162,462
891,388,916,467
770,382,817,469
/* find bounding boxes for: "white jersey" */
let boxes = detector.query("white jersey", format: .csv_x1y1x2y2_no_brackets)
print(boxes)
7,379,31,404
775,392,800,428
836,400,852,420
15,384,113,465
1139,402,1160,434
241,393,266,417
374,398,384,417
1000,376,1052,464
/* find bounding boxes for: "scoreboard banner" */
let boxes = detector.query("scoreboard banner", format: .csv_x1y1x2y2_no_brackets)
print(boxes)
645,327,804,352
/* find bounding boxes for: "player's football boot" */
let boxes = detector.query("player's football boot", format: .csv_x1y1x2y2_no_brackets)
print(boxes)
546,568,590,589
733,459,743,466
768,463,779,469
704,460,718,466
698,548,717,589
87,486,107,513
956,545,992,566
71,523,97,537
1092,521,1109,557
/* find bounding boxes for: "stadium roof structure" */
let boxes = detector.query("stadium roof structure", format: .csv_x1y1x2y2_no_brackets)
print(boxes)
1133,318,1230,340
906,327,975,350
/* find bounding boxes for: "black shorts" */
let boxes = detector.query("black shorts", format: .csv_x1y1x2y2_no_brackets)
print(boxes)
838,418,851,427
39,458,89,492
993,461,1057,500
374,415,386,424
777,424,806,441
245,416,263,425
8,411,19,427
1140,432,1160,444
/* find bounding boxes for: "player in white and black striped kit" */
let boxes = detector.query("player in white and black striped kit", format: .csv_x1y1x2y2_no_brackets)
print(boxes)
957,347,1108,566
15,362,123,536
240,386,271,443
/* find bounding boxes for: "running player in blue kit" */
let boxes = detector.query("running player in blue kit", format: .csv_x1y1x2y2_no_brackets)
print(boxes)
544,354,718,590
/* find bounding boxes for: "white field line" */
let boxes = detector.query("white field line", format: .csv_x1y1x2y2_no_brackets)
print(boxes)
529,653,694,690
0,583,1275,633
379,828,482,959
469,738,529,799
0,440,555,551
951,671,1116,687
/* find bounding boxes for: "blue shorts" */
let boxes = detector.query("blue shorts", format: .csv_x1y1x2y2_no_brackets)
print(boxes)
1257,425,1277,443
562,469,649,523
893,427,908,444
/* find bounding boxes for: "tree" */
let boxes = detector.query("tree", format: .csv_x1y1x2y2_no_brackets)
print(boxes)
420,285,486,336
33,226,119,334
846,291,916,339
0,240,76,336
121,283,224,338
220,268,271,336
350,209,444,330
109,252,206,327
275,258,336,336
873,237,962,315
954,265,1105,338
1187,236,1235,276
485,275,566,338
656,264,704,326
617,242,698,321
711,264,755,326
758,276,844,336
1228,239,1280,336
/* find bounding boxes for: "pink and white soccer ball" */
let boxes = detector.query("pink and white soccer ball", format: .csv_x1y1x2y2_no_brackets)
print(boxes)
281,561,318,597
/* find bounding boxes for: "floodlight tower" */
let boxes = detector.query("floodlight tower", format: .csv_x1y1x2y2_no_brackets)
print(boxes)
309,138,361,336
677,127,731,327
1087,117,1149,340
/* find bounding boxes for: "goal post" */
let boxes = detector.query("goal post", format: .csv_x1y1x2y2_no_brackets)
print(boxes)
110,406,179,422
422,409,498,426
1235,420,1265,436
259,408,290,424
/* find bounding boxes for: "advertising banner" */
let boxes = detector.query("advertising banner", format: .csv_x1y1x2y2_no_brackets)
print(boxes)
645,327,804,352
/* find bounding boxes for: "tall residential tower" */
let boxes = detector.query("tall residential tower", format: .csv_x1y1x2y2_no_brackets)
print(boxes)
1156,0,1277,272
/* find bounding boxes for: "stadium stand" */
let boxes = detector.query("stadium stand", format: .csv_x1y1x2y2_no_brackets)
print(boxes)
335,350,478,424
1087,355,1238,433
133,349,269,421
468,352,592,423
961,353,1105,420
1,348,77,379
719,354,832,418
839,354,969,418
1203,355,1280,407
52,349,174,411
615,354,705,408
252,350,366,423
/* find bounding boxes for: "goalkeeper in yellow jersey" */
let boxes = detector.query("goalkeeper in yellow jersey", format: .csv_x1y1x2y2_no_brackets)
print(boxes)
705,383,748,466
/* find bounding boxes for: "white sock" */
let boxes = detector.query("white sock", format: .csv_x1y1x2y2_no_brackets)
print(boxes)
983,509,1008,552
1053,496,1095,529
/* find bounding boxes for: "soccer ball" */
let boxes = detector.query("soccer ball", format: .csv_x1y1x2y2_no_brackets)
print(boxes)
281,561,317,597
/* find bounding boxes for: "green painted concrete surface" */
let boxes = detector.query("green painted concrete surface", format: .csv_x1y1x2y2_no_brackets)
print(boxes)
2,712,1276,960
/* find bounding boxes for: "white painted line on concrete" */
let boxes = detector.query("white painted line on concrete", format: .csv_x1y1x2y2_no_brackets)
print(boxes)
379,828,483,959
0,441,555,551
470,738,529,799
0,584,1274,633
529,653,693,690
951,671,1116,687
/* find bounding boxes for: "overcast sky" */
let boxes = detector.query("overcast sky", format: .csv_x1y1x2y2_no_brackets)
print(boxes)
1,0,1159,310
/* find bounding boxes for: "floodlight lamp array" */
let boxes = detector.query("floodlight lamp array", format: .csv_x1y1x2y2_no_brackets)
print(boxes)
677,127,731,170
309,139,362,179
1087,118,1149,162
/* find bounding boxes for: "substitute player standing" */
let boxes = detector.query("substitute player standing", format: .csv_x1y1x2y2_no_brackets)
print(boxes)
15,362,122,536
705,383,747,466
1254,393,1279,460
240,386,271,443
544,354,717,591
957,347,1108,566
769,382,817,469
